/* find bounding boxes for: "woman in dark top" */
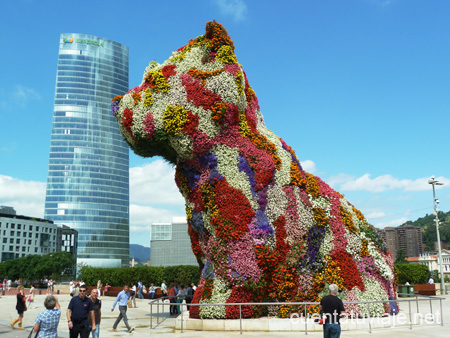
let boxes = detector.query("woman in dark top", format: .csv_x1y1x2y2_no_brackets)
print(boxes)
11,285,26,329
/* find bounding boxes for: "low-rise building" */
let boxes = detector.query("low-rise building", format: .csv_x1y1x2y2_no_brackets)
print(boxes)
150,217,197,267
406,250,450,278
0,206,77,263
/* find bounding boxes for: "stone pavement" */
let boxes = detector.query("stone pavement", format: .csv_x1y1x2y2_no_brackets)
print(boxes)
0,291,449,337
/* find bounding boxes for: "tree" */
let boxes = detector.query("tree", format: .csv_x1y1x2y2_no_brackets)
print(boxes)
395,249,408,264
34,252,75,280
395,263,429,284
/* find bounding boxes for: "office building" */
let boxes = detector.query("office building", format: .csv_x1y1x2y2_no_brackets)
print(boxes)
0,206,62,262
44,34,130,268
150,217,197,266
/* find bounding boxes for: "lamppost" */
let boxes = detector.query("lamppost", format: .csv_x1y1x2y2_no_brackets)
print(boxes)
428,177,445,295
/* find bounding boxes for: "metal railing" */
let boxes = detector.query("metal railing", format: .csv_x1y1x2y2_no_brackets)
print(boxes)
149,294,445,334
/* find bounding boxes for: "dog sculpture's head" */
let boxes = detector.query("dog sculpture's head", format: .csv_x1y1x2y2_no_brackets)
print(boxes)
112,21,260,164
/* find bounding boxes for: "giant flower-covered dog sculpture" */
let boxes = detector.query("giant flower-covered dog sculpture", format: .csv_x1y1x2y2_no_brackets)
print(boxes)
112,21,397,319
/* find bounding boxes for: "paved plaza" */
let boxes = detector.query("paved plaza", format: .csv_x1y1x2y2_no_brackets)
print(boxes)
1,289,449,338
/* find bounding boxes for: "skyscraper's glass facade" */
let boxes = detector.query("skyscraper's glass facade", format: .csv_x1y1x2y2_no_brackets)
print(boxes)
44,34,130,267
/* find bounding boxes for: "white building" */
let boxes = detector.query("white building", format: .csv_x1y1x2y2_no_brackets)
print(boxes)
0,206,77,263
150,217,197,266
408,250,450,277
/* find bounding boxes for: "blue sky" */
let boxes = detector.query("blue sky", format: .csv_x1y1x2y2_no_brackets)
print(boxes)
1,0,449,247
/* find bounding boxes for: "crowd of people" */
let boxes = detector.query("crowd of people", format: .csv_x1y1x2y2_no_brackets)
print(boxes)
8,279,198,337
7,280,347,338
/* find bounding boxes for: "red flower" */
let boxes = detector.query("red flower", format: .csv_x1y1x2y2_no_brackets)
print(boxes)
332,250,365,291
161,64,177,80
212,179,254,241
122,108,133,136
189,285,203,319
226,287,255,319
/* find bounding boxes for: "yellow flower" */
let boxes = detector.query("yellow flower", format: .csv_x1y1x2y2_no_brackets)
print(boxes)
163,105,188,136
216,45,237,64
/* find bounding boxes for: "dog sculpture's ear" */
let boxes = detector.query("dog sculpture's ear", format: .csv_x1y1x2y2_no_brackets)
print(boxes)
204,20,235,52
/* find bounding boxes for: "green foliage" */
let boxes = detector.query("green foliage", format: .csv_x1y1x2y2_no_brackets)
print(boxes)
360,224,388,253
395,249,409,264
78,265,200,287
0,251,75,281
395,263,430,284
404,211,450,250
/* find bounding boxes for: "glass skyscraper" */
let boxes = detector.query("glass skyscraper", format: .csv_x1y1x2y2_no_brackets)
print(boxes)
44,33,130,268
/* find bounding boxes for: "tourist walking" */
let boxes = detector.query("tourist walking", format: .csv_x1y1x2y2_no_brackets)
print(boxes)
137,280,144,299
72,283,80,298
176,285,187,313
96,280,102,298
111,285,134,333
168,283,178,315
70,279,75,296
88,289,101,338
28,283,36,308
47,279,53,295
33,295,61,338
185,284,193,310
67,285,96,338
129,283,137,308
11,285,26,329
319,284,345,338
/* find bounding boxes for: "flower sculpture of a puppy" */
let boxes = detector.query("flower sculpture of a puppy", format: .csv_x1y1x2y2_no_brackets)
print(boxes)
112,21,397,319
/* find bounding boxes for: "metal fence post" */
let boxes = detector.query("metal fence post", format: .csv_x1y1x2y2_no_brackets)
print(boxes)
150,301,153,329
367,303,372,333
239,304,242,335
440,299,443,326
408,299,412,329
416,295,419,313
157,299,160,325
304,304,308,335
181,302,184,333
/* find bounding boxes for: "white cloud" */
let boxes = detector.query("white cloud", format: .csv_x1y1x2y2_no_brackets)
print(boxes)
0,175,46,217
328,173,450,193
301,159,316,173
213,0,248,22
129,204,185,232
372,217,409,229
369,0,394,7
12,85,41,102
0,85,40,110
130,159,185,206
366,211,386,219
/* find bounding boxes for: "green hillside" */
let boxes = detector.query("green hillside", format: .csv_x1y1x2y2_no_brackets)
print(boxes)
402,210,450,251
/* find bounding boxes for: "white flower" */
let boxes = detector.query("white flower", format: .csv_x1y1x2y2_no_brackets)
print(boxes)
319,228,334,257
214,144,258,209
346,233,363,257
265,183,288,224
354,278,388,317
200,277,231,319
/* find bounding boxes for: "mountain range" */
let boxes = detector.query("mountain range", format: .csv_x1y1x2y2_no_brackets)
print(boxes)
130,244,150,262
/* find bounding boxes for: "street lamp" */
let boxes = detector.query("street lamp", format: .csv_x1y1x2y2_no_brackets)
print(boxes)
428,177,445,295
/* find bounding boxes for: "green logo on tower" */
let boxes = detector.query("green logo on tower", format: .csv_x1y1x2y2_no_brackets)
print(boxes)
64,37,104,47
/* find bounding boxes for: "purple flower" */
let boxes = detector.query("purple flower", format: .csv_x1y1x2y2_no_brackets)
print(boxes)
111,100,120,116
202,260,215,279
190,211,205,234
237,155,256,196
301,226,326,270
255,210,273,236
